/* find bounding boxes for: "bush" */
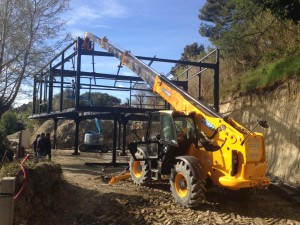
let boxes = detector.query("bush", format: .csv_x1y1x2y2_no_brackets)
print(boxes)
241,55,300,91
0,126,10,162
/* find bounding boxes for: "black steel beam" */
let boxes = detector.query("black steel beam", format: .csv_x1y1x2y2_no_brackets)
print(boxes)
53,118,58,150
51,69,143,81
213,49,220,112
38,40,76,73
122,120,127,155
81,49,216,68
75,37,82,110
52,52,77,70
112,113,118,165
74,119,80,155
59,52,64,111
136,56,217,69
77,105,157,114
81,49,114,57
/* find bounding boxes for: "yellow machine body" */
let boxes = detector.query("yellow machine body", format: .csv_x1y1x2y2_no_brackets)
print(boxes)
153,76,269,189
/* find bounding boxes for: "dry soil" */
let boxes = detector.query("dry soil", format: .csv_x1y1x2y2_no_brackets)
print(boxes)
14,150,300,225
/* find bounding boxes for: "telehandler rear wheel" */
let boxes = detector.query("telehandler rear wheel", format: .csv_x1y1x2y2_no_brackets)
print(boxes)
79,144,87,152
100,145,109,153
129,157,151,185
170,160,206,208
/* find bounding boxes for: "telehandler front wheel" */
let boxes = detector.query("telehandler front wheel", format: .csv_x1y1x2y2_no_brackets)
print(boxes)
170,160,206,208
129,157,151,185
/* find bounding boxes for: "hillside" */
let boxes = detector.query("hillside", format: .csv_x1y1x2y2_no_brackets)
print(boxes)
220,77,299,184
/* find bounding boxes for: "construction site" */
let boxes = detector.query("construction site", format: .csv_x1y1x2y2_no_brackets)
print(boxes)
2,32,300,224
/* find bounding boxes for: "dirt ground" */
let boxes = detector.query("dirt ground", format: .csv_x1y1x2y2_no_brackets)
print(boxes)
15,149,300,225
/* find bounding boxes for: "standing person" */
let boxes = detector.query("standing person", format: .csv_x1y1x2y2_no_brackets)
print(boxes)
32,134,40,156
45,132,52,160
36,133,46,157
71,79,76,96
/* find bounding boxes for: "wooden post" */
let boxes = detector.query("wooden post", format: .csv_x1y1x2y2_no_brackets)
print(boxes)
0,177,16,225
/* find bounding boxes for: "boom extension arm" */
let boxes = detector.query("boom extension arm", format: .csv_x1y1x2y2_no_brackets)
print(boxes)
84,32,221,117
83,32,246,147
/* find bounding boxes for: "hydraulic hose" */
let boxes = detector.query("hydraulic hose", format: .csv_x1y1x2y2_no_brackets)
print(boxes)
14,154,30,201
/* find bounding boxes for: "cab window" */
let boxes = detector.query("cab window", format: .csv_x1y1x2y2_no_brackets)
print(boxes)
148,113,160,140
161,114,177,144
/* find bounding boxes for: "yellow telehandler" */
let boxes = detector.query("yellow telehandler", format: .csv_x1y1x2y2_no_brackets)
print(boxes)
83,32,270,207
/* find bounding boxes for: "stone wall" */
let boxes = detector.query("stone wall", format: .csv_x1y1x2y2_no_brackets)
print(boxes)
220,78,299,185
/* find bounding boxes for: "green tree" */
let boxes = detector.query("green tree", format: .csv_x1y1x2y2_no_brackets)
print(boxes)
13,102,39,132
0,125,10,161
171,43,206,76
0,0,71,117
198,0,240,43
80,92,122,107
0,111,25,135
181,43,205,61
251,0,300,23
198,0,300,70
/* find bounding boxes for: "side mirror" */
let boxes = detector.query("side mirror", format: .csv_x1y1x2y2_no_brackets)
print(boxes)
130,122,143,132
259,120,269,129
130,122,143,141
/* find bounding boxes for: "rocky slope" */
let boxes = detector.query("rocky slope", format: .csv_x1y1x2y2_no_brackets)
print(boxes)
220,77,299,185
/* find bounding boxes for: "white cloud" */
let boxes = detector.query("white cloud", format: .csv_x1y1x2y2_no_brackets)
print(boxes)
66,0,127,26
69,28,85,39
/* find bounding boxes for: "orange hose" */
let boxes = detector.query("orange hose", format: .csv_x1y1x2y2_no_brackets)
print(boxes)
14,154,30,201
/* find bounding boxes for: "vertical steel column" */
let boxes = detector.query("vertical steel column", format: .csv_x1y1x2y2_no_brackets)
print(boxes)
122,120,127,156
53,118,58,150
112,113,118,165
74,118,80,155
198,65,202,100
75,38,82,110
213,49,220,112
60,52,64,111
39,73,43,113
44,72,47,104
118,120,121,150
32,76,37,114
48,64,53,113
129,80,132,107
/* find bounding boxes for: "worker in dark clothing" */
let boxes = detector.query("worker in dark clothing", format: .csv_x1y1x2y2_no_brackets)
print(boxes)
36,133,46,157
71,79,76,96
45,132,52,160
32,134,40,156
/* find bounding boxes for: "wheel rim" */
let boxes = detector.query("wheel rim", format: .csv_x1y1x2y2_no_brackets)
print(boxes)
175,172,188,198
133,161,142,178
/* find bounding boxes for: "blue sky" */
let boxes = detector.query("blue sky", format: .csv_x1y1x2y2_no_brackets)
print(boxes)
59,0,210,102
65,0,210,72
15,0,210,105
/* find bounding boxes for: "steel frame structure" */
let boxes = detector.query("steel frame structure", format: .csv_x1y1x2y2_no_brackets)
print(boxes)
30,37,219,165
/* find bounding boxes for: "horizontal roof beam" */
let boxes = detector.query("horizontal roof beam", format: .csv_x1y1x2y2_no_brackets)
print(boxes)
51,69,143,81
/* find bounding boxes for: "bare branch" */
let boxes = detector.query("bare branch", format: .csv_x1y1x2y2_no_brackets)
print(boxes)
0,0,70,116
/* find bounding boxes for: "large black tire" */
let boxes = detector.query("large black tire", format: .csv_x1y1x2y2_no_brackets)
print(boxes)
129,151,151,185
170,160,206,208
100,145,109,153
79,144,87,152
